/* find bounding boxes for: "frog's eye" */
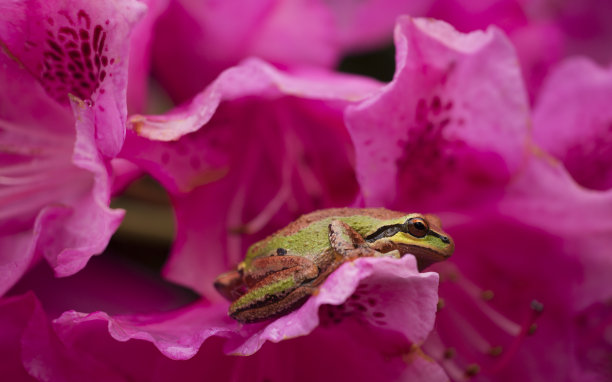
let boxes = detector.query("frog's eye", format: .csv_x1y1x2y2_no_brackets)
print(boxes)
404,218,429,238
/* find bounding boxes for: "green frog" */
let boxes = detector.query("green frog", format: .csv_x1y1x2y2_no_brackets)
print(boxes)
214,208,454,323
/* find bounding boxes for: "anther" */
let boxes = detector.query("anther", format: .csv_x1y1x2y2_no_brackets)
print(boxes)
443,348,456,359
530,300,544,314
465,364,480,377
482,290,494,301
488,346,503,357
437,298,446,311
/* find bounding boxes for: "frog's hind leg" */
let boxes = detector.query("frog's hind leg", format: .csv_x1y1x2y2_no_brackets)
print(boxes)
243,255,319,287
229,264,319,323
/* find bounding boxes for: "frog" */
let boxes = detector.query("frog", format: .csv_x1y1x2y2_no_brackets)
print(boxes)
214,207,454,323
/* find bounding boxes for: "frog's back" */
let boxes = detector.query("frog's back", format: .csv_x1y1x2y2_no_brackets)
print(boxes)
245,208,406,263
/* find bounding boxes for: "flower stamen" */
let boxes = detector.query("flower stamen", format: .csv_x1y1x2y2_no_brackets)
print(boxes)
426,264,545,380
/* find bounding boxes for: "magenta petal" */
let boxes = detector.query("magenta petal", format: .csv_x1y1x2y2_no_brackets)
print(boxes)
55,301,237,360
122,59,379,297
331,0,434,51
126,0,169,114
420,156,612,380
533,58,612,191
346,17,530,210
0,293,41,380
498,157,612,311
129,58,380,144
0,292,126,381
151,0,406,103
0,0,146,157
225,255,439,356
0,55,122,294
38,100,125,277
53,256,441,380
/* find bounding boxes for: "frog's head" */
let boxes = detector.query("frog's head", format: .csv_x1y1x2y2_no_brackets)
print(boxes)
365,213,454,270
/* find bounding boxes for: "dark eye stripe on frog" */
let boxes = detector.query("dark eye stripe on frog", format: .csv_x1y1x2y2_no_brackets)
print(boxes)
365,223,451,244
365,224,404,242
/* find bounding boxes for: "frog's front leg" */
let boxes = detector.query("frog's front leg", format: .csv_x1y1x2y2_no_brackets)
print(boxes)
328,220,400,259
229,255,320,323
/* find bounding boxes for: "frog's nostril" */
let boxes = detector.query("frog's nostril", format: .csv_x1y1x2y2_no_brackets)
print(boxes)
440,235,450,244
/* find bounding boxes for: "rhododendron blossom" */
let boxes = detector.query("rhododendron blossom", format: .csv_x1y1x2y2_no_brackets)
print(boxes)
346,16,612,380
121,58,381,298
1,2,611,381
427,0,612,100
0,0,144,295
150,0,433,103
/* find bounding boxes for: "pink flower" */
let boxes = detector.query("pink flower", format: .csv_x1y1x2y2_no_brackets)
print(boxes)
426,0,612,100
3,255,444,381
121,58,380,298
150,0,433,103
18,58,449,380
346,16,612,380
0,0,145,295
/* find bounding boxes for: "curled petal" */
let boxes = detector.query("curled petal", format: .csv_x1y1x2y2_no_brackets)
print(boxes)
226,256,439,355
55,256,439,373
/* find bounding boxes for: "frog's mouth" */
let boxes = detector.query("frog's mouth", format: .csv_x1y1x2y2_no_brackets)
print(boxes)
396,240,454,271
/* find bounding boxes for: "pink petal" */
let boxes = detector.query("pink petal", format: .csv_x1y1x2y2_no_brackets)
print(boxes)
122,60,378,296
151,0,338,103
533,58,612,191
225,256,439,355
55,302,236,360
0,293,40,380
150,0,415,103
110,158,143,196
346,17,530,210
498,156,612,311
420,155,612,380
39,99,125,277
128,59,380,144
126,0,170,114
50,315,444,382
0,0,146,157
330,0,435,51
0,3,135,292
53,256,443,380
0,292,128,381
574,301,612,382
